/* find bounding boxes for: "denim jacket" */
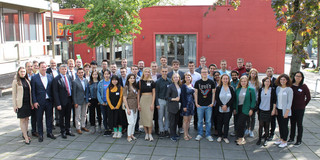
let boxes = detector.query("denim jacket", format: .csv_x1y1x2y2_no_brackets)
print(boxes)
89,82,98,100
97,79,109,105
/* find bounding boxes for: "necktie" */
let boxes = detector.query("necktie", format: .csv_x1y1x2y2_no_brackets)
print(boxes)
64,75,71,96
70,71,74,80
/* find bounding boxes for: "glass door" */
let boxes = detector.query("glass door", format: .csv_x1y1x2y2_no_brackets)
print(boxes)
156,34,196,66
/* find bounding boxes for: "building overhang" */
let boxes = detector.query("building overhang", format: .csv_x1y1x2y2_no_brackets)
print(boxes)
0,0,59,13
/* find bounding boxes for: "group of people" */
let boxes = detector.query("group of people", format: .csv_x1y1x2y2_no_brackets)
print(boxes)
12,56,310,148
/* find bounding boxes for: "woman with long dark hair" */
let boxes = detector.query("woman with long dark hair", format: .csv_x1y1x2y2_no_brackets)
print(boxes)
256,77,276,146
12,67,32,144
288,71,311,147
88,70,101,134
123,74,138,142
274,74,293,148
97,70,111,136
106,75,124,139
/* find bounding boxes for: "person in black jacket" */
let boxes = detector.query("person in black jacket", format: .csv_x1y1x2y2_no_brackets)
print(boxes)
166,73,182,142
52,64,75,139
215,74,235,144
256,77,277,146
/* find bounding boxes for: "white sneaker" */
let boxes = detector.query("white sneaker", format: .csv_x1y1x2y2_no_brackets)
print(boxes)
223,138,230,144
206,136,214,142
249,131,254,138
274,140,281,145
145,134,149,141
217,137,222,142
117,132,122,138
149,134,154,142
278,142,287,148
112,132,118,139
195,135,202,141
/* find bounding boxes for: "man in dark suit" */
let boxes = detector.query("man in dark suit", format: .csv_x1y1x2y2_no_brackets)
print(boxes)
167,81,180,142
52,64,75,139
167,60,185,80
72,68,90,134
266,67,277,140
31,62,56,142
46,59,60,127
119,67,127,87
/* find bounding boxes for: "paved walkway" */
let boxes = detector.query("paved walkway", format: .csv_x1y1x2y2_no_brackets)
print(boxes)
0,54,320,160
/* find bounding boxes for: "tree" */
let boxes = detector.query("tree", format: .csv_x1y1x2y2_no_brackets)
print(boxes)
63,0,160,62
208,0,320,77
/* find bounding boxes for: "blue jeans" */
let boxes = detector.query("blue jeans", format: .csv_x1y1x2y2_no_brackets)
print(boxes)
100,105,108,130
197,106,212,137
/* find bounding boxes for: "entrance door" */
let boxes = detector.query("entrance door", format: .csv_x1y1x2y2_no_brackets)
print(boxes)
156,34,196,66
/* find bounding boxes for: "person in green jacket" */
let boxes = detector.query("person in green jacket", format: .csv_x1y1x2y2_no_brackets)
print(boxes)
233,76,256,145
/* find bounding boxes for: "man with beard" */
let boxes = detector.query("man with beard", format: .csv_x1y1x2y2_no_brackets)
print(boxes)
233,58,246,78
241,62,252,77
230,70,239,137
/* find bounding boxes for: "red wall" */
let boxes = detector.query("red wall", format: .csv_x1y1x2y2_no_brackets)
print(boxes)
56,9,96,64
134,0,286,73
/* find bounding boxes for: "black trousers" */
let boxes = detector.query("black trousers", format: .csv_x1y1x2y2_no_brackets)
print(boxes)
194,107,198,129
89,99,102,126
246,111,256,130
178,110,183,129
212,106,219,130
135,112,140,131
169,111,179,137
217,112,232,138
277,109,289,141
153,104,159,133
236,105,249,138
59,97,72,134
37,100,53,135
31,109,37,133
233,112,239,133
290,109,305,142
270,115,277,136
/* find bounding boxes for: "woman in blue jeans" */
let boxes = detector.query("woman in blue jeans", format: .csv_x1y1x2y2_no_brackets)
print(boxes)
97,70,111,136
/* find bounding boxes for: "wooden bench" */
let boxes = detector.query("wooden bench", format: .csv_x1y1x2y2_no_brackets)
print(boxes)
0,84,12,97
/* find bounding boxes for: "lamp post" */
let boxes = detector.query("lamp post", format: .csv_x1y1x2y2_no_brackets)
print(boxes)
50,0,55,59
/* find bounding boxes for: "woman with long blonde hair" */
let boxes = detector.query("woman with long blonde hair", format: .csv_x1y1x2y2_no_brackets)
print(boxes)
137,68,156,141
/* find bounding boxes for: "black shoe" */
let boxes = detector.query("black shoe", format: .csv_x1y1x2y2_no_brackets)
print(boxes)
170,137,178,142
164,131,169,138
103,130,112,136
47,133,56,139
61,133,67,139
256,139,261,145
267,135,273,141
32,132,39,137
263,140,268,146
294,141,301,147
287,139,294,143
262,134,266,138
25,140,31,145
38,135,43,142
55,123,60,127
159,132,164,139
66,131,75,136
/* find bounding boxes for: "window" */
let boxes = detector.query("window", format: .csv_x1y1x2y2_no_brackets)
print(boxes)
23,12,37,41
3,8,20,41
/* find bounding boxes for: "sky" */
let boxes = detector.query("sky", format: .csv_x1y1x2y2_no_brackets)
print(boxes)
183,0,218,5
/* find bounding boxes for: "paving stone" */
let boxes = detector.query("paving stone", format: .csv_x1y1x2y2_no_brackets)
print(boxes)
176,147,199,158
268,151,296,160
292,152,320,160
200,148,224,159
130,145,154,155
126,154,150,160
152,146,177,157
74,134,99,142
0,144,23,154
34,148,61,158
54,149,82,159
154,138,177,147
223,149,248,160
246,151,272,160
178,139,200,148
108,144,133,154
101,152,127,160
86,142,111,152
94,136,116,144
9,146,41,156
46,140,71,149
288,144,313,153
65,141,90,150
77,151,104,160
301,138,320,146
150,155,175,160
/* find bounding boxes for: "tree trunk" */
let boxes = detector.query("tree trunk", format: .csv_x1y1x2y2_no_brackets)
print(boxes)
289,34,303,78
109,36,115,63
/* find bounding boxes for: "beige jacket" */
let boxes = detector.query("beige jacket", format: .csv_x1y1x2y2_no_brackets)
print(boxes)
12,79,32,108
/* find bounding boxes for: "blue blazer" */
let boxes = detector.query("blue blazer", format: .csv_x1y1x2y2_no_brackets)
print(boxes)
31,73,53,104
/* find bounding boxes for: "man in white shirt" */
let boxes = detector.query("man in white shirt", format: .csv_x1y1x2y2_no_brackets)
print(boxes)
187,61,201,86
150,61,160,82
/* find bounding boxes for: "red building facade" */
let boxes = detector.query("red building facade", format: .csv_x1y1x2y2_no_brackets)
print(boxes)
56,0,286,73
